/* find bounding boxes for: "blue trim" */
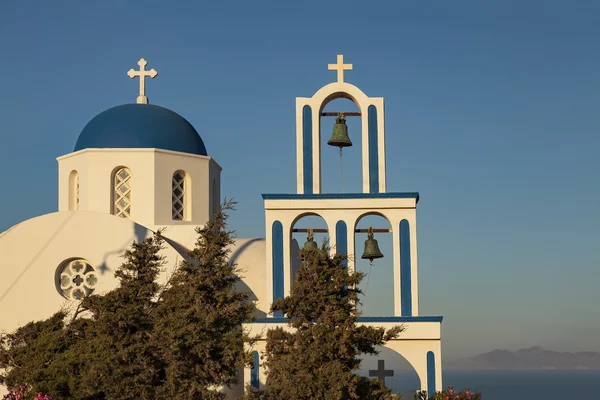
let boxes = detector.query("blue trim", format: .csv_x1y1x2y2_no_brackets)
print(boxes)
302,106,313,194
368,105,379,193
251,351,260,389
335,221,348,268
400,219,413,316
272,221,284,318
427,351,436,396
262,192,419,202
252,316,443,324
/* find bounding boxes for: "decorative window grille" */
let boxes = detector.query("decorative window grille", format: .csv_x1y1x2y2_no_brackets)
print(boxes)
75,174,80,210
172,171,186,220
113,168,132,218
58,259,98,300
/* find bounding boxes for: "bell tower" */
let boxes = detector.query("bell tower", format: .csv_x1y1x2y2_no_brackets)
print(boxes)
295,54,387,194
262,55,422,318
254,55,443,396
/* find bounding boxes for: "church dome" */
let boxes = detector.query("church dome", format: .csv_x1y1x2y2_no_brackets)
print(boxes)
74,104,208,156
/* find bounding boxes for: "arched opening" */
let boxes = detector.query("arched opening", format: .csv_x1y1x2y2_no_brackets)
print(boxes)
212,178,219,216
172,170,189,221
320,97,362,194
354,213,393,316
68,170,79,211
357,346,421,397
111,166,132,218
290,213,329,284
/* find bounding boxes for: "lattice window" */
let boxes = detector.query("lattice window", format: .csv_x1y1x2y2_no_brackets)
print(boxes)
113,167,132,218
172,171,186,220
75,174,80,210
58,259,98,300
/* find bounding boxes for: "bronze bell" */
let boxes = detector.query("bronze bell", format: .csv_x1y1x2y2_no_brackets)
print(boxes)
327,113,353,148
361,227,384,263
303,228,319,252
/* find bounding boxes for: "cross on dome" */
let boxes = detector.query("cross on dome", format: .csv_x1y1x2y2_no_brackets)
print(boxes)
127,58,158,104
328,54,353,83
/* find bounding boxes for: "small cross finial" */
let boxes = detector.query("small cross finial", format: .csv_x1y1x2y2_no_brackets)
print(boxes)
127,58,158,104
328,54,353,83
369,360,394,384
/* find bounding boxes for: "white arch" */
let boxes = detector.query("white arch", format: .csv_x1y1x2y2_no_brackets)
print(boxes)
296,82,386,194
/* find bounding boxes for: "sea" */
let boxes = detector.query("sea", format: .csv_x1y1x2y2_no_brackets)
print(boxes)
398,370,600,399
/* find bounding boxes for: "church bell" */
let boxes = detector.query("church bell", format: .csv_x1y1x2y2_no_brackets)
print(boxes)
327,113,353,148
361,227,384,263
303,228,319,252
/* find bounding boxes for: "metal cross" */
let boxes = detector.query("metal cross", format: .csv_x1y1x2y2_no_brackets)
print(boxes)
328,54,353,83
127,58,158,104
369,360,394,384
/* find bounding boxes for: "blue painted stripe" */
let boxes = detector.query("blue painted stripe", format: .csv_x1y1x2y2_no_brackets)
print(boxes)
252,316,443,324
262,192,419,202
400,219,413,316
368,105,379,193
302,106,313,194
335,221,348,268
427,351,436,396
251,351,260,389
272,221,284,317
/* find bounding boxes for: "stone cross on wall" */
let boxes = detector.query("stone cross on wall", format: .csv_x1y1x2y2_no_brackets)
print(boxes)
369,359,394,384
328,54,353,83
127,58,158,104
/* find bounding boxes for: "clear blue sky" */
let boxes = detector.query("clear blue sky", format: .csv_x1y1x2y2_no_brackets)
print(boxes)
1,1,599,360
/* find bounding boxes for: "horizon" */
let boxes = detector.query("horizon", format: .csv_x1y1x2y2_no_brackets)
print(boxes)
1,0,599,360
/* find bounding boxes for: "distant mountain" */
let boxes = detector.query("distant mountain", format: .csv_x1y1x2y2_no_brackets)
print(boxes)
447,346,600,370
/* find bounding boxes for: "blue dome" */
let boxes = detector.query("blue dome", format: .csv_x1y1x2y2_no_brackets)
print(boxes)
74,104,207,156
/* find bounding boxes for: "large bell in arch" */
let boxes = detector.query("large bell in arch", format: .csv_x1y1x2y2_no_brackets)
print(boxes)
327,113,353,148
361,227,384,263
303,228,319,252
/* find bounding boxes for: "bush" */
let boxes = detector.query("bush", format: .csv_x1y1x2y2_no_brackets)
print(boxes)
3,386,53,400
416,386,482,400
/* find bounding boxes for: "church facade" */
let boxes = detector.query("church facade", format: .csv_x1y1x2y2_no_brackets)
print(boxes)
0,56,443,398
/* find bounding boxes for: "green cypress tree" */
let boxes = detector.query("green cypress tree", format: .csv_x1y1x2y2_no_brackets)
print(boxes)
153,200,255,399
0,231,166,400
247,246,404,400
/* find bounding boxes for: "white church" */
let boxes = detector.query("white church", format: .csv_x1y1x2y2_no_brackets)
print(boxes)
0,56,443,398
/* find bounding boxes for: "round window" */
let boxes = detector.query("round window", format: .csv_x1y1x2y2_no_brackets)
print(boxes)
57,259,98,300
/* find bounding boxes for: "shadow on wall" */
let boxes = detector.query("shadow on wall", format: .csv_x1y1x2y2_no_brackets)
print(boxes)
230,238,267,319
358,346,421,396
96,222,153,276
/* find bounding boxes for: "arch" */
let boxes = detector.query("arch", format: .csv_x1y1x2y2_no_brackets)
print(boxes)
368,105,379,193
335,220,348,267
354,212,393,316
353,211,392,231
312,82,371,114
358,346,421,396
111,166,132,218
172,170,189,221
400,219,412,316
68,170,79,211
302,106,313,194
272,221,284,317
427,351,436,396
251,351,260,389
291,214,329,285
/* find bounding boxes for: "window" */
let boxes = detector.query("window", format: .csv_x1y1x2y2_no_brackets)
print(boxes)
57,259,98,300
172,171,186,220
113,167,132,218
69,170,79,211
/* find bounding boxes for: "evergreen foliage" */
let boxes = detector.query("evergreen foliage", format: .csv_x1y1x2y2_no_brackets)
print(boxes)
153,200,255,399
1,201,254,399
246,245,404,400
